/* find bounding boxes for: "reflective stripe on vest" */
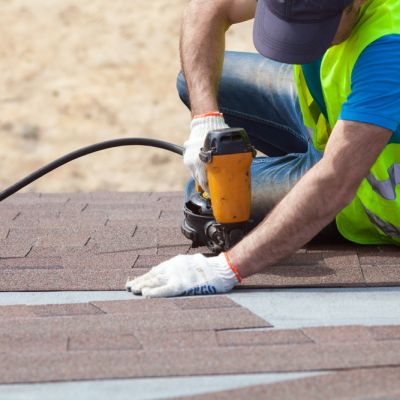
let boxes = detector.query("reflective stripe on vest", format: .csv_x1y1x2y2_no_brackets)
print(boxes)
362,203,400,238
366,163,400,201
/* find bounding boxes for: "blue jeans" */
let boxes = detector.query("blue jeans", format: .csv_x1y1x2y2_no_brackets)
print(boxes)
177,51,341,241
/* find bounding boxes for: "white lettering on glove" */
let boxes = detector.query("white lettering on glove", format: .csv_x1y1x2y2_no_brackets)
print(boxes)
183,113,229,193
125,253,240,298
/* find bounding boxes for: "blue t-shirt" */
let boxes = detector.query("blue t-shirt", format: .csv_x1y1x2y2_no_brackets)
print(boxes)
301,34,400,141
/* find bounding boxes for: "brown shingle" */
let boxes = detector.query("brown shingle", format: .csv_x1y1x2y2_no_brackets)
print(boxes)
0,334,67,353
0,306,268,337
0,226,10,240
31,303,104,317
0,305,37,319
240,252,365,288
173,296,241,310
359,252,400,285
91,299,180,314
135,330,218,350
302,325,374,343
0,268,131,291
1,340,400,384
26,245,90,259
62,252,138,270
178,367,400,400
359,251,400,267
133,255,171,268
361,264,400,285
370,325,400,341
108,208,162,221
0,257,62,271
216,329,310,347
35,232,91,247
137,226,191,247
157,245,191,255
0,242,33,258
68,334,142,351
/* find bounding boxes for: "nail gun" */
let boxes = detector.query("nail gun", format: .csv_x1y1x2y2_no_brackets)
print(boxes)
182,128,256,253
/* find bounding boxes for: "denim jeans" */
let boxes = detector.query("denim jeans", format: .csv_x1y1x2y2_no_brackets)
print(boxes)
177,51,342,241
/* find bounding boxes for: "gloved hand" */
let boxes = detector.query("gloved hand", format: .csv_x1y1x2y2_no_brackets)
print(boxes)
183,112,229,193
125,252,241,298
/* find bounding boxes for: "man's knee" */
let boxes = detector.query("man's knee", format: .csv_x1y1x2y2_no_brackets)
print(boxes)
176,71,190,108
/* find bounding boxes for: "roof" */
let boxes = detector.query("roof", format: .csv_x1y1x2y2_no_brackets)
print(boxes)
1,191,398,291
0,191,400,399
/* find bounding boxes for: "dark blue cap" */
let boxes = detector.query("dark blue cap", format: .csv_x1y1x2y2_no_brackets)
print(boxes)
253,0,353,64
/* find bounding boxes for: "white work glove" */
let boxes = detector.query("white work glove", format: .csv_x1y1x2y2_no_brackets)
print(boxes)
125,252,241,298
183,112,229,193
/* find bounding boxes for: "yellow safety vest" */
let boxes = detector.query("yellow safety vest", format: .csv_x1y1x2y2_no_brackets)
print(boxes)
294,0,400,245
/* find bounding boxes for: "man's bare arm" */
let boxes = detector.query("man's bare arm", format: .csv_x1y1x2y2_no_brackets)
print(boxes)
180,0,256,116
229,121,392,277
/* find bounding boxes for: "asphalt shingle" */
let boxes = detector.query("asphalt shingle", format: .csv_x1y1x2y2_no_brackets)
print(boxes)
0,191,399,396
240,252,365,288
216,329,311,347
0,293,399,386
0,191,399,290
0,191,400,294
1,331,400,383
177,367,400,400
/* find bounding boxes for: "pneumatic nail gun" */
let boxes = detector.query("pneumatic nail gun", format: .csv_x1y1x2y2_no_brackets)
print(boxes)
181,128,256,253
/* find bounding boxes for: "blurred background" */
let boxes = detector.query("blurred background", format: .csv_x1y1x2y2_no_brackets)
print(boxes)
0,0,255,193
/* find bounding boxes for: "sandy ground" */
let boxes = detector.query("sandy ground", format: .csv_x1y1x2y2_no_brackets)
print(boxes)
0,0,255,193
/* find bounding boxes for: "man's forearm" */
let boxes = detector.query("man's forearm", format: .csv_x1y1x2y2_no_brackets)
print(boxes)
228,136,356,278
228,160,351,277
180,1,229,116
180,0,256,117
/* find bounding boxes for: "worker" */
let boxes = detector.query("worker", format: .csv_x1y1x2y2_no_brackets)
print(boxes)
126,0,400,297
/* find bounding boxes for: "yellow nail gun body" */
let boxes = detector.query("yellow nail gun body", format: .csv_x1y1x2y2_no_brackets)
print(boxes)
182,128,255,253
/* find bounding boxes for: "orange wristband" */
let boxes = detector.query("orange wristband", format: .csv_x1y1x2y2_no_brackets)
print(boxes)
223,252,242,283
193,111,223,119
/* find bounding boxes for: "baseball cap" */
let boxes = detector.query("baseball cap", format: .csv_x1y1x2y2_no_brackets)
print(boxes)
253,0,353,64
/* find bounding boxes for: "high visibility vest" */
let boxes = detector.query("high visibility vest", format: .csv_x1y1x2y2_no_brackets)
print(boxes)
294,0,400,245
